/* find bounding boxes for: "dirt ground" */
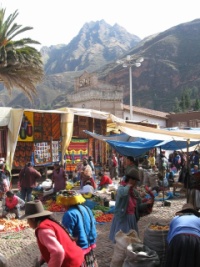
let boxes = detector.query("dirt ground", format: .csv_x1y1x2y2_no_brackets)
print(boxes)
0,194,186,267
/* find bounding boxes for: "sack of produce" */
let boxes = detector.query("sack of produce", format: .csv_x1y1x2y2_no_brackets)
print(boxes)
122,243,160,267
110,230,141,267
143,223,169,267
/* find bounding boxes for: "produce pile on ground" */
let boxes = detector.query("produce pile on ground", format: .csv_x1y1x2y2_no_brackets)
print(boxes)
41,192,115,223
92,205,114,223
0,218,29,232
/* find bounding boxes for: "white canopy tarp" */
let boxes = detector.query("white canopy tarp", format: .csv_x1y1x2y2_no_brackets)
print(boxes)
117,122,200,141
0,107,12,127
57,107,125,123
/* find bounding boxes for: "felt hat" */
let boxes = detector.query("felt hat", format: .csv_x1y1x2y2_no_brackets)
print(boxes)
176,203,200,217
21,200,52,219
126,168,140,181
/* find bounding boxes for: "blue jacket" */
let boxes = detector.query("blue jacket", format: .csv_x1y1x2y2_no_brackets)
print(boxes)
62,204,97,249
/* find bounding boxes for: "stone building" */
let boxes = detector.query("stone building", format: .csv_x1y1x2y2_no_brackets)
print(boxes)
68,71,124,118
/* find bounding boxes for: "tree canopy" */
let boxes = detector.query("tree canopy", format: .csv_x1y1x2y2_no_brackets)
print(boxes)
0,8,44,101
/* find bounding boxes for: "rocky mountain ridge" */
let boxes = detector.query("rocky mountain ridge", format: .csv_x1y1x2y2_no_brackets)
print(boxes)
1,19,200,112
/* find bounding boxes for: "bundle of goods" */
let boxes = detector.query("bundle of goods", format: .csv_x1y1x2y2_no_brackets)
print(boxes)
56,190,85,206
0,218,29,233
110,230,142,267
143,223,169,267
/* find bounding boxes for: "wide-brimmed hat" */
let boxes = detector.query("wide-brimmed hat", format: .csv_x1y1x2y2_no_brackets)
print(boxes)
126,168,140,181
176,203,200,217
21,200,52,219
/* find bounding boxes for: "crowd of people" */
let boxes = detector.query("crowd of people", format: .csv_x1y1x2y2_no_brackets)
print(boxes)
0,149,200,267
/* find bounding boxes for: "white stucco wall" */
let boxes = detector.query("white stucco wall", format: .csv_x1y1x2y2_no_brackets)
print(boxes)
123,110,167,128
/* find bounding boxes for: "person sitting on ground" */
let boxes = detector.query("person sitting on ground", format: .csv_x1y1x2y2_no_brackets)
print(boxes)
83,177,97,190
79,180,95,195
98,171,113,190
2,190,25,219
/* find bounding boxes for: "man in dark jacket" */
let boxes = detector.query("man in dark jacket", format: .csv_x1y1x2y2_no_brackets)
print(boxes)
19,162,41,201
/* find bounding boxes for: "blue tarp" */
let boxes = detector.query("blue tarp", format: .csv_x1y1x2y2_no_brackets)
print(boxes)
106,139,200,157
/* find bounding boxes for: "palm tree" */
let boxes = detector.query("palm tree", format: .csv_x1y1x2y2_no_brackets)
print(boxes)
0,8,44,101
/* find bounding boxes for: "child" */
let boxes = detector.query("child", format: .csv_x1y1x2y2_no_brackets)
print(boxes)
2,190,25,219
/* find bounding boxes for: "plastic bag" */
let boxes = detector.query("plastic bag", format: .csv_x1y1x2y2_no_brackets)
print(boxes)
122,243,160,267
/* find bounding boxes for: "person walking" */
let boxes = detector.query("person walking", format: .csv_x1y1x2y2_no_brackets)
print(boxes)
62,191,98,267
2,190,25,219
18,162,41,202
109,169,153,243
22,200,84,267
165,203,200,267
51,163,67,193
110,153,119,180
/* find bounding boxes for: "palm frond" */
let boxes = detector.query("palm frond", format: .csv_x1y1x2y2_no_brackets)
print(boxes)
0,7,44,102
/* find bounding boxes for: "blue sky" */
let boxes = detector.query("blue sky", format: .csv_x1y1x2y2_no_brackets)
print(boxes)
1,0,200,48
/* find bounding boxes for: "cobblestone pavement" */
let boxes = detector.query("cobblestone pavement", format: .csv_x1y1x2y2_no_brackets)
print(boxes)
0,194,186,267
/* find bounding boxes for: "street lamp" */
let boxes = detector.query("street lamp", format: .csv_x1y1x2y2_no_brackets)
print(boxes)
117,55,144,121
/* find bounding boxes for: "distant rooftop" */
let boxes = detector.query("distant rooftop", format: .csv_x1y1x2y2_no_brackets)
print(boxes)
123,104,169,119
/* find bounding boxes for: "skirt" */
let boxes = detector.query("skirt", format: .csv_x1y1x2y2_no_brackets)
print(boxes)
165,234,200,267
81,249,98,267
109,213,138,243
